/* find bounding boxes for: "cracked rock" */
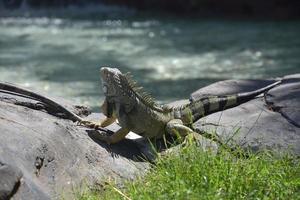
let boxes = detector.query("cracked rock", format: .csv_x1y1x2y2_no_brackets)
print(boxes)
0,161,22,199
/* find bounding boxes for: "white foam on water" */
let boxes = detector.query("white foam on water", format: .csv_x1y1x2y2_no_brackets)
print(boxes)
0,17,299,109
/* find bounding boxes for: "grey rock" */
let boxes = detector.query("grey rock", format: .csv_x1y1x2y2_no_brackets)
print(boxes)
192,75,300,155
191,79,277,101
265,75,300,127
0,160,22,200
0,93,149,199
0,160,49,200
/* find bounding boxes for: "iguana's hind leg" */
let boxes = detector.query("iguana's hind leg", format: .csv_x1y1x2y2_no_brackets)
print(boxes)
165,119,218,152
165,119,201,146
166,119,193,138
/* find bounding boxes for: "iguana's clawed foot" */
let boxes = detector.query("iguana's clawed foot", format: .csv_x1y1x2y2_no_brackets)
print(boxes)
182,132,202,148
78,120,100,129
79,117,116,129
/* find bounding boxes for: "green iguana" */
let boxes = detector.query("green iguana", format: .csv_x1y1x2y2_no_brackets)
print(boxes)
81,67,281,144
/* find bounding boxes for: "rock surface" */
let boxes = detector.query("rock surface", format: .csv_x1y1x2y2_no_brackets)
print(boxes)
0,160,23,200
192,74,300,155
0,93,148,199
265,74,300,128
1,74,299,199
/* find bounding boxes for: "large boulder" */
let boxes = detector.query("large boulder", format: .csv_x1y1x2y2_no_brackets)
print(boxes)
1,74,299,199
0,93,149,199
191,74,300,155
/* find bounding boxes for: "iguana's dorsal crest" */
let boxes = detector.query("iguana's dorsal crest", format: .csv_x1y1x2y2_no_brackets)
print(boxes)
123,72,172,113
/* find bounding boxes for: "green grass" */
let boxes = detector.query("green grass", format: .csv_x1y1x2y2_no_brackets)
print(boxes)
77,144,300,200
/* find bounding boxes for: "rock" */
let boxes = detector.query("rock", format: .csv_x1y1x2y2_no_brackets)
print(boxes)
0,161,23,199
191,75,300,155
1,74,299,198
0,92,149,199
265,74,300,127
0,159,50,200
190,79,277,101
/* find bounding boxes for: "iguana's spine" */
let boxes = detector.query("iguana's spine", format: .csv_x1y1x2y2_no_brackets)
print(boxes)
177,80,281,125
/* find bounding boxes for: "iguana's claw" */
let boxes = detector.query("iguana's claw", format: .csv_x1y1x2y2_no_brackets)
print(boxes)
78,120,99,129
182,133,201,148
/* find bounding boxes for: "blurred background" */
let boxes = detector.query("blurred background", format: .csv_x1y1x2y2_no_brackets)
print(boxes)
0,0,300,110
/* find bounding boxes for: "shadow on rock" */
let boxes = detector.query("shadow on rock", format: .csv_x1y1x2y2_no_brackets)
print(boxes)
86,129,148,161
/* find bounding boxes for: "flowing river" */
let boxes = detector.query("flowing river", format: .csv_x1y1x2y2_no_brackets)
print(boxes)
0,8,300,109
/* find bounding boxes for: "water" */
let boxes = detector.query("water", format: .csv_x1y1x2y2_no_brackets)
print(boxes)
0,10,300,109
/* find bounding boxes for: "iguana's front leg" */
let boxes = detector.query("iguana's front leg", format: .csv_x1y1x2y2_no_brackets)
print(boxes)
90,127,130,144
80,99,116,128
99,116,117,127
80,116,116,128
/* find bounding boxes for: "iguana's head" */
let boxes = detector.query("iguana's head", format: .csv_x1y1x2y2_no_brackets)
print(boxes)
100,67,169,113
100,67,123,97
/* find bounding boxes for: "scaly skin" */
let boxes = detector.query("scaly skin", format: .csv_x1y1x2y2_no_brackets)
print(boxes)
82,67,281,144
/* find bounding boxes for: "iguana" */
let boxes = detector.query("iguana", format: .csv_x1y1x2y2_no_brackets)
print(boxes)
81,67,281,144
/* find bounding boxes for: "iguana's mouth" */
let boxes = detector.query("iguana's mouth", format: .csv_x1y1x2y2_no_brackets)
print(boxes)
102,84,108,94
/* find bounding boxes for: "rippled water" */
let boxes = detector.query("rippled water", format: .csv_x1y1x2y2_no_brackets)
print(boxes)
0,13,299,109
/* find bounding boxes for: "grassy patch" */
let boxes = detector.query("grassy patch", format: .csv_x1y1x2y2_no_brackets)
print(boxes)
77,144,300,200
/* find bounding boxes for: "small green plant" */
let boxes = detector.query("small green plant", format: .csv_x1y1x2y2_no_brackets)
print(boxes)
76,142,300,200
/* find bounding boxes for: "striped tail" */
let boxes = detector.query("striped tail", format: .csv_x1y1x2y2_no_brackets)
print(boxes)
178,80,281,124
